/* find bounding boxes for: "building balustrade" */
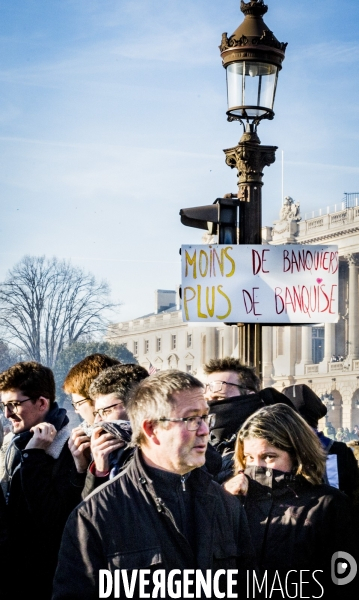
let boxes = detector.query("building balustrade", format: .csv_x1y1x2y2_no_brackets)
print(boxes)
307,218,324,230
305,364,319,374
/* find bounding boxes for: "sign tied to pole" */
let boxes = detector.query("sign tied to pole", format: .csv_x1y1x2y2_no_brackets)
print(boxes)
181,244,339,324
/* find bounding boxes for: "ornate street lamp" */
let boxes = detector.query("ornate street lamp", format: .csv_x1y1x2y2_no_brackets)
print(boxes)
320,391,335,410
320,391,335,425
219,0,287,371
220,0,286,127
220,0,287,235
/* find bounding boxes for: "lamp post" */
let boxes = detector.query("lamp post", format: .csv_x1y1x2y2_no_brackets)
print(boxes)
320,391,335,425
219,0,287,374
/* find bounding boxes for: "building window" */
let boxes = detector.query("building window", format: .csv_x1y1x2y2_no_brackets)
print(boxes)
156,337,161,352
186,364,192,374
133,341,138,355
187,333,192,348
144,339,149,354
171,334,177,350
312,326,324,364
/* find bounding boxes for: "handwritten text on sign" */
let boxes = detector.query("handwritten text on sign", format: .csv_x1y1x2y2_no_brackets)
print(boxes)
181,244,339,323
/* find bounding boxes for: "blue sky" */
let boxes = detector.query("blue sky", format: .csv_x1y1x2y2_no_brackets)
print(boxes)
0,0,358,322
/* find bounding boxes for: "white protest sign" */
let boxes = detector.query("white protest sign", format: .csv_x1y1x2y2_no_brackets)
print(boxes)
181,244,339,323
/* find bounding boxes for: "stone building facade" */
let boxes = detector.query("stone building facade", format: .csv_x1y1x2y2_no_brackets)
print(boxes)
107,289,238,380
262,196,359,431
109,198,359,430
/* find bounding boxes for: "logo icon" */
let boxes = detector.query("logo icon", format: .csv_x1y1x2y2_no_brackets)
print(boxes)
331,551,357,585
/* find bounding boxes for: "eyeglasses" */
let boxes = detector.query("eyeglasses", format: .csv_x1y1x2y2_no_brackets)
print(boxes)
71,397,92,409
93,402,124,420
204,381,247,393
158,414,213,431
0,398,33,414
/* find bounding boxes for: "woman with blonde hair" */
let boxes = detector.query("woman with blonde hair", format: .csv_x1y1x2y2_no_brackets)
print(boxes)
225,404,358,597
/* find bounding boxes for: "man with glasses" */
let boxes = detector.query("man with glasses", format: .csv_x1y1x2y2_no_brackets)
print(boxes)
63,353,121,474
203,357,294,484
53,370,257,599
80,363,149,497
63,353,121,427
203,357,260,404
0,361,86,600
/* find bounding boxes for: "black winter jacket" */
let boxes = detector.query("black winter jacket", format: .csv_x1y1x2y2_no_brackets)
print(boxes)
241,466,359,598
209,391,296,484
53,448,257,600
4,404,86,600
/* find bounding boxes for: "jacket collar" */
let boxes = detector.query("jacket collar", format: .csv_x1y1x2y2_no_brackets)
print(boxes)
126,447,216,502
11,403,70,460
245,465,307,491
209,393,265,448
126,448,219,570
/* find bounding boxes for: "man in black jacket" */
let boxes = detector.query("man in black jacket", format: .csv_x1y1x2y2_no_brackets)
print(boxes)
0,361,85,600
204,357,295,483
53,370,257,600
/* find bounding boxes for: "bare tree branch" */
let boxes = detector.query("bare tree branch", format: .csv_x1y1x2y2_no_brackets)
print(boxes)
0,256,119,368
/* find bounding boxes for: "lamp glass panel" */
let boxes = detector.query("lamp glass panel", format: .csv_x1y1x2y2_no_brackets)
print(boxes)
226,61,278,117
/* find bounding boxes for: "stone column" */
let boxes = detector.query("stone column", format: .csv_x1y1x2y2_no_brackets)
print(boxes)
205,327,216,363
318,323,336,373
296,326,313,375
346,254,359,360
262,326,273,387
223,325,233,357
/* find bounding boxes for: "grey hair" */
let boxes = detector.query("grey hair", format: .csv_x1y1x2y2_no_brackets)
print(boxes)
126,369,204,446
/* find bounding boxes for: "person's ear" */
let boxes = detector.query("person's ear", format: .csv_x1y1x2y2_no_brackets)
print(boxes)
37,396,50,413
142,420,161,446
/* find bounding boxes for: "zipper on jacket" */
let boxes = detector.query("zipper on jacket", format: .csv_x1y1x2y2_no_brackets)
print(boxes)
180,473,190,491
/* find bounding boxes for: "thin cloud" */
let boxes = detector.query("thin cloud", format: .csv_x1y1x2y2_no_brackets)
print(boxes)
291,41,359,65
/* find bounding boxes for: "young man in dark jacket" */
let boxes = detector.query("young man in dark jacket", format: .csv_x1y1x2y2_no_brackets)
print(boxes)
204,357,295,483
0,361,85,600
53,370,257,600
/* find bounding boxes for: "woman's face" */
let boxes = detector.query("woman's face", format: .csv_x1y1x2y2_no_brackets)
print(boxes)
243,437,294,472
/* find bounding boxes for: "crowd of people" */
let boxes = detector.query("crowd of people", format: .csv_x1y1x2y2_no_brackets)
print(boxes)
323,421,359,442
0,355,358,599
